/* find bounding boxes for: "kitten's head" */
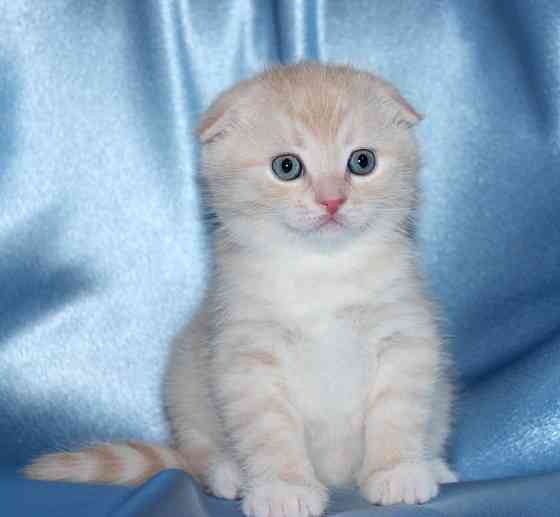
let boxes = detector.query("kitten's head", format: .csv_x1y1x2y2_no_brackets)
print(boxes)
198,62,422,251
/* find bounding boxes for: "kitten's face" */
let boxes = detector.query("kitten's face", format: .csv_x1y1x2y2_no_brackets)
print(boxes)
199,63,421,250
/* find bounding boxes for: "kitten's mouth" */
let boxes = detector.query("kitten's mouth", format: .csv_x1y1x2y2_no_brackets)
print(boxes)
285,215,348,236
316,216,345,230
319,217,344,228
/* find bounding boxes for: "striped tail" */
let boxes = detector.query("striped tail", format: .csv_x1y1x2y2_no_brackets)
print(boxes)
23,442,191,485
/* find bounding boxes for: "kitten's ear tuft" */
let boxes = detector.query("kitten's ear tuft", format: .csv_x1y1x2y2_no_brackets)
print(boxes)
198,81,252,144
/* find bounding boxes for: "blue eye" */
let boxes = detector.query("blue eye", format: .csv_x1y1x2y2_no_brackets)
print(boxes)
271,155,303,181
348,149,376,175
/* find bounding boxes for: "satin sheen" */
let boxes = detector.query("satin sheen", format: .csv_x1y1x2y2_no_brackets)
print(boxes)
1,1,560,515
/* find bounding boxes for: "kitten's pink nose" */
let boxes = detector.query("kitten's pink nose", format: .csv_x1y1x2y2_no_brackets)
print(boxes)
320,198,346,216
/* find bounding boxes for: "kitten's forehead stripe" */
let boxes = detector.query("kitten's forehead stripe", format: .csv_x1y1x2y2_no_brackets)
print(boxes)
261,64,359,144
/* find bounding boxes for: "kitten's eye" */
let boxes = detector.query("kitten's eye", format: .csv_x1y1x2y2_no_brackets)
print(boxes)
348,149,376,175
271,154,303,181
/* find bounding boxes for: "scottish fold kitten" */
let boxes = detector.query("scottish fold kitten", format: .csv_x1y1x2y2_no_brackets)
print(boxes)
25,62,456,516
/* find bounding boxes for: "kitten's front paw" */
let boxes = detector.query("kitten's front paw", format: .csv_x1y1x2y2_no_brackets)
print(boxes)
431,458,458,484
242,480,327,517
208,456,243,500
360,462,438,505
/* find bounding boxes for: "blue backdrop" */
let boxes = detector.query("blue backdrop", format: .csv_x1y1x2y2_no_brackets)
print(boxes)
1,1,559,516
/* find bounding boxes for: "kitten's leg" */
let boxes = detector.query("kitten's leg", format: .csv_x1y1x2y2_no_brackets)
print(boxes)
358,334,448,505
427,377,458,484
207,451,244,500
168,313,243,499
173,429,243,500
213,321,327,517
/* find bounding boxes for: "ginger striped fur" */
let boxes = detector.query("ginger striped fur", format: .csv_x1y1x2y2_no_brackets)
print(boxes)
23,442,192,485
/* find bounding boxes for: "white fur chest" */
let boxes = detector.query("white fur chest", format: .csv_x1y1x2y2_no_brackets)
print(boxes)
283,317,373,422
224,242,409,420
263,256,377,424
232,249,385,426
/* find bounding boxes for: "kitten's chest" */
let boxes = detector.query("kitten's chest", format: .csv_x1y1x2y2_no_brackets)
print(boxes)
233,252,387,420
283,318,375,424
262,261,377,418
264,259,373,321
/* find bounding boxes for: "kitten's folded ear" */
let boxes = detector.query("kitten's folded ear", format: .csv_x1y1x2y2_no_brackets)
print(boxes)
389,89,424,128
198,81,253,144
375,77,424,128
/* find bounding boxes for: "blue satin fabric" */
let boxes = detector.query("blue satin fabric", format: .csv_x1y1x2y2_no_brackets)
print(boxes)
1,1,560,515
3,468,560,517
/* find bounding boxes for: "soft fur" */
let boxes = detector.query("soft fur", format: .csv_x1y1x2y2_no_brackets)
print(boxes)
25,62,456,517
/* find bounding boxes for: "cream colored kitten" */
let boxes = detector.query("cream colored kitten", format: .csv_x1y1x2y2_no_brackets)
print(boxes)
25,62,457,517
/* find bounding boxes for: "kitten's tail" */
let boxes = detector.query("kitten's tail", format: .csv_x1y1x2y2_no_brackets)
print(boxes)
23,442,192,485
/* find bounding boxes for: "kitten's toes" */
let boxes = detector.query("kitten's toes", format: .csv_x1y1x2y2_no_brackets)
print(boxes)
242,480,327,517
360,462,438,505
207,456,243,500
431,458,458,484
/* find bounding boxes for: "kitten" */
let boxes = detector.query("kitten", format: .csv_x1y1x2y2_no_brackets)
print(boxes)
25,62,457,517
